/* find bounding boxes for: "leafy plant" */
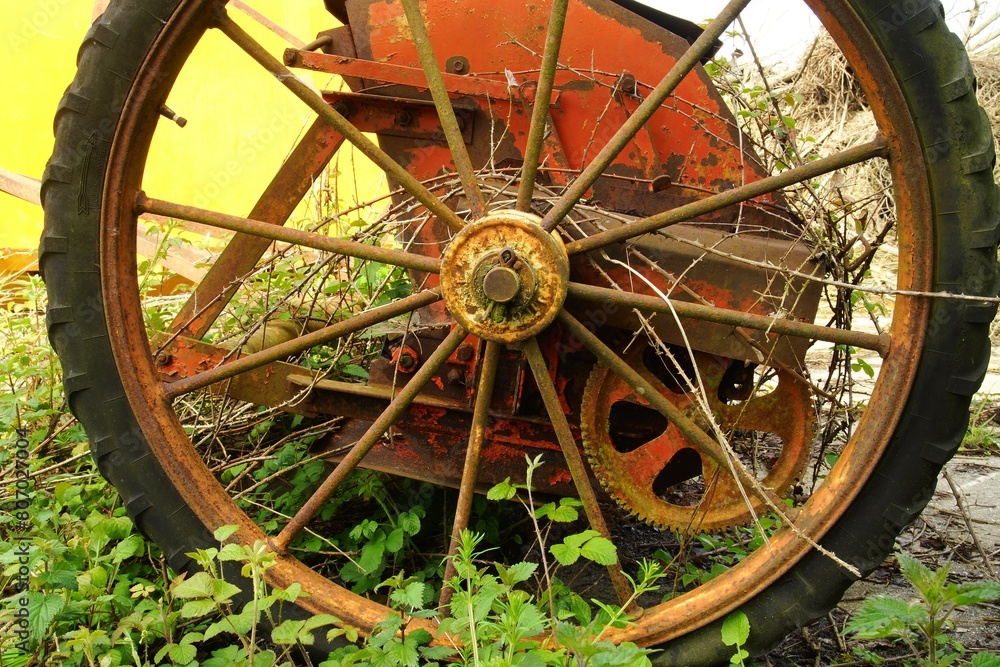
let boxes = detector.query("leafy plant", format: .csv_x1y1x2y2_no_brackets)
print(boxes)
845,554,1000,667
721,610,751,667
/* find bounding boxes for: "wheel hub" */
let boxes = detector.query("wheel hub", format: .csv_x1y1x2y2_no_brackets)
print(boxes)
441,210,569,343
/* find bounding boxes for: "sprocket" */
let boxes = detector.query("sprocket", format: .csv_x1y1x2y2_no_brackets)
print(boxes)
580,344,814,533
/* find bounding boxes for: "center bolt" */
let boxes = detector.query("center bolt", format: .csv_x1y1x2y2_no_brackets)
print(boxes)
482,266,521,303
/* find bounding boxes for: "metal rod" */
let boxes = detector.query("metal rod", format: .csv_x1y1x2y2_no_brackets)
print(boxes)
137,194,440,274
271,326,467,552
163,289,442,399
522,336,636,610
215,11,466,234
168,118,347,339
556,310,788,511
516,0,569,212
566,282,891,357
565,138,888,256
540,0,751,231
439,340,501,610
401,0,487,219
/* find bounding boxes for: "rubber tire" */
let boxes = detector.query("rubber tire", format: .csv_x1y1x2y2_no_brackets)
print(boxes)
41,0,998,664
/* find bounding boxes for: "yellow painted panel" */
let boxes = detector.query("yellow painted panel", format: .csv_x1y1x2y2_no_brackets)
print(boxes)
1,0,387,251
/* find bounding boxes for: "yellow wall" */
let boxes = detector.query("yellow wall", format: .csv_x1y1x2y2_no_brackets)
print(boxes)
1,0,385,251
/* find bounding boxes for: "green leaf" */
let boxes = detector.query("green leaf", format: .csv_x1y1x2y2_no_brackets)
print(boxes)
180,598,217,619
214,525,240,541
580,536,617,565
945,580,1000,606
27,592,65,643
550,543,580,566
972,653,1000,667
398,512,421,536
212,578,243,603
420,645,459,661
845,596,923,639
505,561,538,584
272,619,309,645
110,535,144,563
385,528,404,554
218,543,249,562
172,571,213,599
389,581,425,610
721,610,750,647
359,535,386,574
487,478,517,501
563,530,600,549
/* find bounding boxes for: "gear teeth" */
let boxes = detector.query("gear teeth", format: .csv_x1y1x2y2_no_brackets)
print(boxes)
579,344,815,534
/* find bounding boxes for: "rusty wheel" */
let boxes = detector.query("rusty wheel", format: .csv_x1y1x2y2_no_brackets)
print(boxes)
42,0,998,663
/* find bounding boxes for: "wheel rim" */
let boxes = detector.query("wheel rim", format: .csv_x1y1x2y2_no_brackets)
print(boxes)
97,0,932,648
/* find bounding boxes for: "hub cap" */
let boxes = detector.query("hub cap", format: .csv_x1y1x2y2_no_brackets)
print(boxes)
440,210,569,343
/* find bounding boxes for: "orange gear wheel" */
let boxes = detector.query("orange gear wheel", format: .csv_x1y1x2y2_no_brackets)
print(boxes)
581,345,813,533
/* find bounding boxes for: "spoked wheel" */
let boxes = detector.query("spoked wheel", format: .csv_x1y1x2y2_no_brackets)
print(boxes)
42,0,998,663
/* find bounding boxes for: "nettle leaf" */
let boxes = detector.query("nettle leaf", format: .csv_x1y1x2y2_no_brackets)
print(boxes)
846,596,922,639
487,478,517,501
972,653,1000,667
27,592,65,642
945,580,1000,606
390,581,425,610
420,645,459,661
721,610,750,647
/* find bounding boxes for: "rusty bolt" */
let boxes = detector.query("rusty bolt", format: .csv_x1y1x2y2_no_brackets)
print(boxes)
394,109,414,127
456,345,474,362
332,101,351,118
397,352,416,370
617,72,637,96
156,352,172,366
512,260,523,271
447,368,464,385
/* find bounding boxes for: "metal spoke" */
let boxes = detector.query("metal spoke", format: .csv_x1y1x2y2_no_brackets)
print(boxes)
566,282,891,356
566,139,888,255
516,0,569,212
215,10,466,233
523,337,635,609
439,340,501,609
556,310,788,511
540,0,751,231
137,195,440,274
167,119,346,339
163,289,442,399
270,326,467,552
401,0,487,219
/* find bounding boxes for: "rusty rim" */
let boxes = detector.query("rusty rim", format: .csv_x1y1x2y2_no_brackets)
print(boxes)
99,0,931,648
